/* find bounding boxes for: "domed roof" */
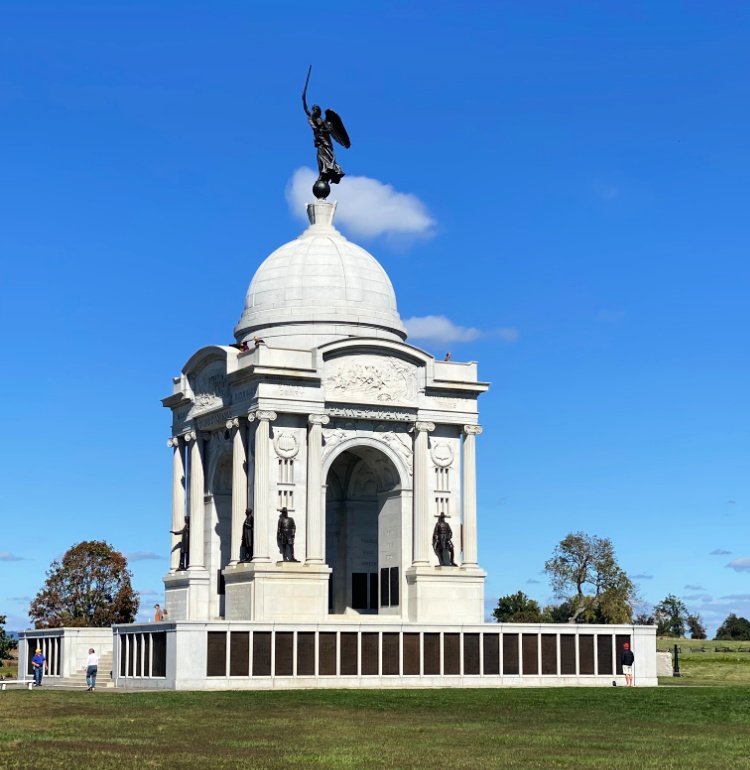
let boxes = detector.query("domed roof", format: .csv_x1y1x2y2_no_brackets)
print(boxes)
235,202,407,349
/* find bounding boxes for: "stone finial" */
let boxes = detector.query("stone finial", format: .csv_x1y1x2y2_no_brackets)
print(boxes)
306,201,337,229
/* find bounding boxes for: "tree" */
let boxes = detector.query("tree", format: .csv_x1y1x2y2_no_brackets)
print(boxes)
653,594,688,637
29,541,139,629
492,591,547,623
715,613,750,641
686,613,707,640
543,532,635,623
0,615,17,662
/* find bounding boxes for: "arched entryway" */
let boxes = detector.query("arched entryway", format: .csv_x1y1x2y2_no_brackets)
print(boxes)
325,445,402,616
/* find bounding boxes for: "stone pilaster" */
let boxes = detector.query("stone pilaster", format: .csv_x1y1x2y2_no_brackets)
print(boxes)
167,437,185,573
306,413,330,564
411,421,435,565
185,430,206,569
461,424,483,566
248,410,277,562
227,417,248,566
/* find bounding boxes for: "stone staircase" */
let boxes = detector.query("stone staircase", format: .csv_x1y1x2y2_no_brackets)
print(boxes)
46,651,115,689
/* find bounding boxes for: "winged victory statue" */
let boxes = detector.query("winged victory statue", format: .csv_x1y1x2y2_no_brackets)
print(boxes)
302,65,351,200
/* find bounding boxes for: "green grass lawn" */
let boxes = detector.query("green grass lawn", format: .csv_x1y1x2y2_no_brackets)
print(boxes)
657,638,750,686
1,687,749,770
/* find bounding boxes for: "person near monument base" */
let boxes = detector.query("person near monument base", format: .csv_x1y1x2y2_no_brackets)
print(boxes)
277,507,299,562
621,642,635,687
432,513,457,566
86,648,99,691
154,603,163,622
31,648,47,687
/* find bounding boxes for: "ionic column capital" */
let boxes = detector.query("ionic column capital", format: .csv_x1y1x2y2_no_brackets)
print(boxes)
184,430,197,442
226,417,242,430
412,421,436,434
167,436,181,448
308,413,330,426
247,409,277,423
463,424,483,436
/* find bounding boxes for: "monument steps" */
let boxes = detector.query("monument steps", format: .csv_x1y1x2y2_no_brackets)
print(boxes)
46,652,115,689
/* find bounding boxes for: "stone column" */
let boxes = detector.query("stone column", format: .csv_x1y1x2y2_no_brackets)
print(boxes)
306,414,330,564
185,430,206,569
248,410,277,562
167,437,185,573
411,421,435,565
461,424,483,566
227,417,248,566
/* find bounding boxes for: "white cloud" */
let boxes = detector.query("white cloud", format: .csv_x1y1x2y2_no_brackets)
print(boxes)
720,594,750,601
726,557,750,572
126,551,164,562
0,552,24,561
685,584,705,591
403,315,519,345
285,167,435,239
632,573,653,580
526,579,541,585
711,548,732,555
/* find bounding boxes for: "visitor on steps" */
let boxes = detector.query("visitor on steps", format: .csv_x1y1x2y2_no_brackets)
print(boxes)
86,648,99,691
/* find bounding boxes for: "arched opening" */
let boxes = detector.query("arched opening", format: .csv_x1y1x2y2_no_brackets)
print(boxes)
209,453,232,618
325,446,402,615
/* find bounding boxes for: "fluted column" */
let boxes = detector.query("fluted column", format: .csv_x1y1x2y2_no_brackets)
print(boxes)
227,417,248,566
306,413,330,564
412,421,435,565
248,410,277,562
185,430,206,569
167,437,185,573
461,424,483,566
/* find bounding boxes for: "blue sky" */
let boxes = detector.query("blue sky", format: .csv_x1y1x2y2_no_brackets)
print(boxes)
1,1,748,635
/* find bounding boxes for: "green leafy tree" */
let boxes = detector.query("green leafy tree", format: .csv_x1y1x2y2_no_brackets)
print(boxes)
493,591,548,623
0,615,18,661
686,613,707,640
544,532,635,623
29,541,139,629
715,613,750,641
654,594,688,637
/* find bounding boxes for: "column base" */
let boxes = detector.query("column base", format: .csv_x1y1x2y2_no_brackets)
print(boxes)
405,564,486,623
223,562,332,622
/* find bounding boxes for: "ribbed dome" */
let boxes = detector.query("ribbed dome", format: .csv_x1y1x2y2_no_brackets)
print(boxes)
235,202,407,349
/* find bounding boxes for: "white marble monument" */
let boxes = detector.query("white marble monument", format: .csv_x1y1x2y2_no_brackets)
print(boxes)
162,201,488,626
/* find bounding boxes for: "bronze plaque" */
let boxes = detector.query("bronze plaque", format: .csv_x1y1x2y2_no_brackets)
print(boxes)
382,633,399,675
464,633,480,675
541,634,557,675
503,633,519,675
403,633,420,675
120,636,127,677
319,632,337,676
252,631,272,677
579,635,595,675
615,634,631,675
597,635,613,675
444,633,460,675
483,634,500,675
522,634,538,675
143,635,151,677
560,635,576,675
206,631,227,677
362,633,379,675
230,632,249,677
297,632,315,676
389,567,400,606
134,634,142,677
424,633,440,675
275,632,293,676
340,632,358,675
152,633,166,678
380,568,390,607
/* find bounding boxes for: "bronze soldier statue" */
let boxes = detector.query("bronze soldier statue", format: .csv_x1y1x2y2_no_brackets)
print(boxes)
277,507,299,562
432,513,457,567
302,65,351,200
171,515,190,570
240,508,254,562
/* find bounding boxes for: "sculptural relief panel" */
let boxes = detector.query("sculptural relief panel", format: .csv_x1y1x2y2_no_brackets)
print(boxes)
188,361,229,416
324,355,418,406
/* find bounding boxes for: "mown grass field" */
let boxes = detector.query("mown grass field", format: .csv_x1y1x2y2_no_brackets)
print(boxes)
1,686,750,770
657,638,750,686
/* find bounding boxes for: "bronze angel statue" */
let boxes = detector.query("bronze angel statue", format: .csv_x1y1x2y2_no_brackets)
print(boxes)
302,66,351,199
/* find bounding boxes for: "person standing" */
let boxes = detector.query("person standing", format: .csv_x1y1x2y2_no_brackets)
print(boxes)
31,648,47,687
86,648,99,691
621,642,635,687
154,604,163,622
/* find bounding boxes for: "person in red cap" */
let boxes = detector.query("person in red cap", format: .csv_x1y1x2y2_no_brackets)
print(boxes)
621,642,635,687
